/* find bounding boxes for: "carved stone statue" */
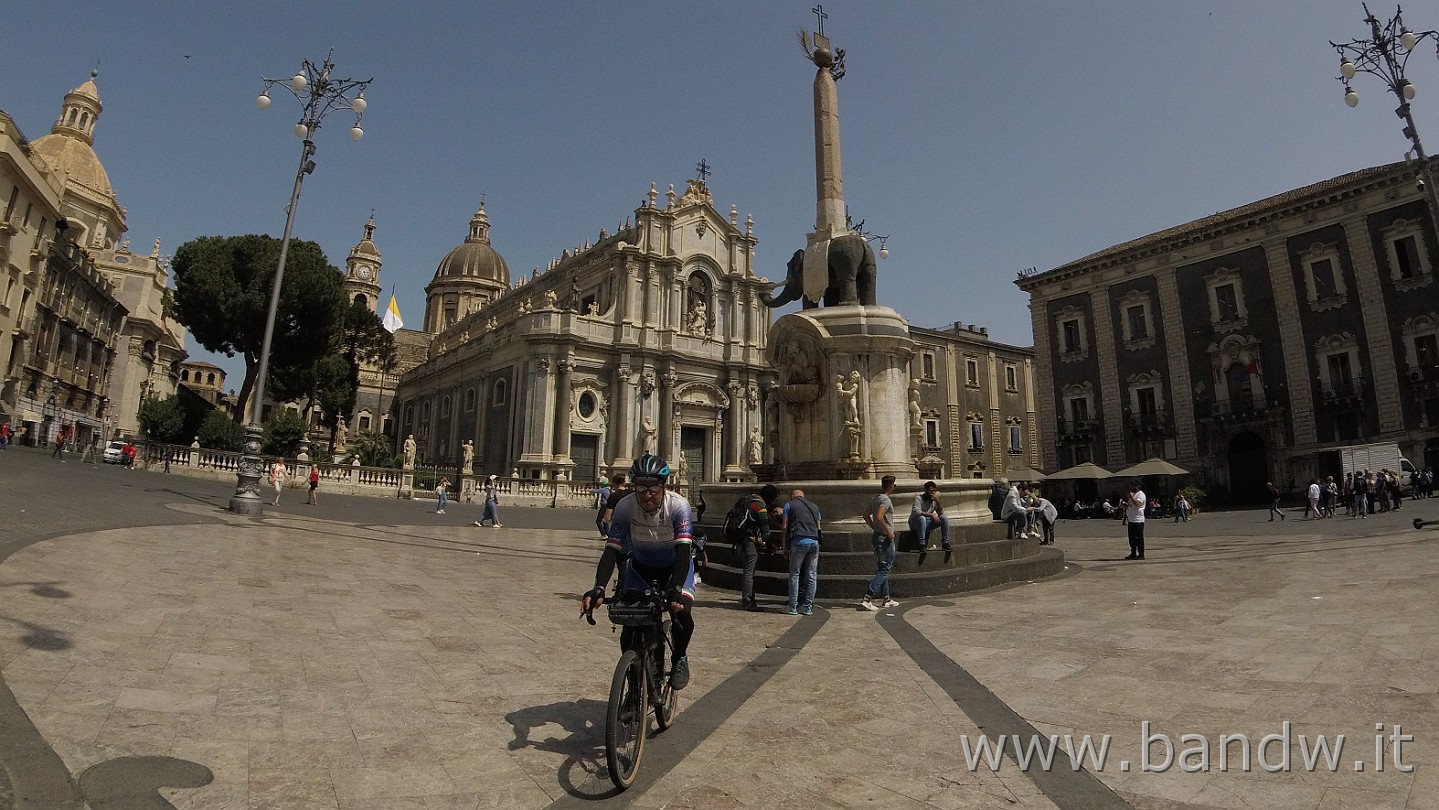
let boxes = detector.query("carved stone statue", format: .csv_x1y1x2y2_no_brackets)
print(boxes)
544,289,558,308
687,300,709,335
334,420,348,452
640,417,658,455
677,453,689,484
747,426,764,466
403,434,417,468
836,371,862,426
461,440,474,476
761,234,878,309
908,379,922,430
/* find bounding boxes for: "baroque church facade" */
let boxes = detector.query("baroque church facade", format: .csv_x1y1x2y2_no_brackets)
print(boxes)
387,178,774,484
1,73,186,444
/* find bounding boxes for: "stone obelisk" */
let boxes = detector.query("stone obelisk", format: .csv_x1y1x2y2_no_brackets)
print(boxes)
803,32,845,304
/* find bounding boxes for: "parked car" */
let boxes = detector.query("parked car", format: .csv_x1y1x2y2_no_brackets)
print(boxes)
102,440,126,464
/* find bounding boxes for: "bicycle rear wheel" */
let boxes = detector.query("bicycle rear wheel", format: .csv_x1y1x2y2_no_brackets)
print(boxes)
605,649,647,790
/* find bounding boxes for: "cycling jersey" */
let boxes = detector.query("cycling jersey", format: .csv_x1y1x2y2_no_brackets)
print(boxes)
605,489,696,599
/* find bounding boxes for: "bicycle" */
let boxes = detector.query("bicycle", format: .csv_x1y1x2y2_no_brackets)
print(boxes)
583,583,678,790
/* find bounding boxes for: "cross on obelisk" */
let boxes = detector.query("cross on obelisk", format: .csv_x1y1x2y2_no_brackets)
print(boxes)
695,158,711,184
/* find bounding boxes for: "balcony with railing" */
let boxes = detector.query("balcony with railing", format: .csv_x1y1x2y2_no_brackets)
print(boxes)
1195,396,1286,423
1407,363,1439,396
1317,376,1366,407
1056,417,1100,444
1125,409,1170,435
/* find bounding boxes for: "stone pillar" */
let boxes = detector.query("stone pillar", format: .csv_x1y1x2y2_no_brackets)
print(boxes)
554,354,574,465
518,356,554,474
1341,218,1404,434
659,367,677,462
1153,271,1197,458
768,306,914,479
1090,291,1123,466
1261,237,1318,451
612,362,635,470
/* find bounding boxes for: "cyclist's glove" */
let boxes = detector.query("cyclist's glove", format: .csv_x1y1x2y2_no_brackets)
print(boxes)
586,586,605,605
666,587,684,607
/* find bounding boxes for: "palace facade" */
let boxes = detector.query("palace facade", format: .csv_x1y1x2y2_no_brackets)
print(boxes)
1016,158,1439,499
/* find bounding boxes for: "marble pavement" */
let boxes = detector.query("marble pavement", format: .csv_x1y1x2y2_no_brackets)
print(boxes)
2,448,1438,808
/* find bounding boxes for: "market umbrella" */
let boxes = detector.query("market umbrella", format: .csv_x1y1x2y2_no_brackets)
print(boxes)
1042,462,1114,481
1003,465,1048,482
1113,458,1189,478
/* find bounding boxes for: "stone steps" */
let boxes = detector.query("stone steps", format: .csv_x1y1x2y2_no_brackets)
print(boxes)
699,545,1067,600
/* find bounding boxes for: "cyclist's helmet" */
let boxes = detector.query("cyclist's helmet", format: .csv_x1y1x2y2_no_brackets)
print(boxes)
630,454,671,484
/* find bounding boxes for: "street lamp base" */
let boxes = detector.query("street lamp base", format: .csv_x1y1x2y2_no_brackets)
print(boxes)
229,423,267,515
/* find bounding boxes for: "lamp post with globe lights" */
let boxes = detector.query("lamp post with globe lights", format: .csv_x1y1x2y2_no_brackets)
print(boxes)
230,51,371,515
1330,4,1439,230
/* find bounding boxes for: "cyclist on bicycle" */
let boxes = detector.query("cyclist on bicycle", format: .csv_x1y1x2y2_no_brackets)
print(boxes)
581,453,696,690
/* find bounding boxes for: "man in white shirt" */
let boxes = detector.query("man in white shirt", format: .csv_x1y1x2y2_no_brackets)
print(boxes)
1306,479,1321,519
1124,483,1147,560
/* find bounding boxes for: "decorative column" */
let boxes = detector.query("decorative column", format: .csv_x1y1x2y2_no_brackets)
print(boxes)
612,362,634,470
553,353,575,479
1089,290,1123,466
518,356,554,474
659,367,677,462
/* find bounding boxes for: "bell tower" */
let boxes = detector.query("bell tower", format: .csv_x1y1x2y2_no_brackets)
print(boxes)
344,216,383,313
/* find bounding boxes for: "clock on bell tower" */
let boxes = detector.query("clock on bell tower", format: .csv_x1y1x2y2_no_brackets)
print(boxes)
344,216,383,313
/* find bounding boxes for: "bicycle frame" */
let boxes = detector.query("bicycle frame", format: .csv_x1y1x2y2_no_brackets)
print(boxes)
599,584,677,789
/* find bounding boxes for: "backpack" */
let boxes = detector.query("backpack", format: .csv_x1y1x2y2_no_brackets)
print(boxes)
722,496,758,543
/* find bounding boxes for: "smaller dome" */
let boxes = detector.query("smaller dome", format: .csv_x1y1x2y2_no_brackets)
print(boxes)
434,205,509,285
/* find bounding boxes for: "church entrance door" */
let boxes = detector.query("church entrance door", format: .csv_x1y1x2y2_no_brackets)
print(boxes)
571,434,599,482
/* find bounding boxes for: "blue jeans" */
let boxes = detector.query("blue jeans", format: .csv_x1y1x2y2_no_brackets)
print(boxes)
483,500,500,524
908,513,951,548
866,536,896,599
1174,503,1188,522
787,540,819,611
437,490,448,511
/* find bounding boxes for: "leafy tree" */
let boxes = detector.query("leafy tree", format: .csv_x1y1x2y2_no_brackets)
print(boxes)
260,408,307,457
351,429,398,468
197,409,246,451
137,395,185,442
170,235,346,423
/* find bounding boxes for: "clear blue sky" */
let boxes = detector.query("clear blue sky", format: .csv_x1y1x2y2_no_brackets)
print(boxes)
5,1,1436,386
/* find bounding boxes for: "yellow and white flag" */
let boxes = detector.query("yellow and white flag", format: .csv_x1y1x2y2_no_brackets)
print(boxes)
382,293,403,333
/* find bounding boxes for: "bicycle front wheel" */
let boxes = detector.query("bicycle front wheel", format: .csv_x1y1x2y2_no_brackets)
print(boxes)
605,649,647,790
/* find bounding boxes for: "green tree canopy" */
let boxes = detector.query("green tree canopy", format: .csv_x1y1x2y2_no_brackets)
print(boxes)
350,429,398,468
197,409,246,452
260,408,307,457
137,395,185,442
170,234,346,422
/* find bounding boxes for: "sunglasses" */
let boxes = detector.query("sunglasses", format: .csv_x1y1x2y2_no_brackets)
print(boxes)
634,483,665,494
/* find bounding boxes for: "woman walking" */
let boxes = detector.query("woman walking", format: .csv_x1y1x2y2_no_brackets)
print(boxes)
474,474,502,527
435,477,449,514
269,458,288,506
306,466,320,505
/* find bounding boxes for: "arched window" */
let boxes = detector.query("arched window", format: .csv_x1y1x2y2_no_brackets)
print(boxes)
181,369,189,381
354,293,368,309
207,372,216,386
79,112,90,130
440,395,451,418
464,387,477,412
65,108,77,126
493,378,507,407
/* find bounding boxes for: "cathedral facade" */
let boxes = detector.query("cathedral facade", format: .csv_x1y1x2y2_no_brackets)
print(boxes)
390,179,774,484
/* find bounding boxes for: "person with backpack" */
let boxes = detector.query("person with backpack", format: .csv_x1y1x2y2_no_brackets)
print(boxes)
723,484,778,612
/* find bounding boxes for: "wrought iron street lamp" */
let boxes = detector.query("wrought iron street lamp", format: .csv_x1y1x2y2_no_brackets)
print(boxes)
1330,4,1439,229
230,51,371,515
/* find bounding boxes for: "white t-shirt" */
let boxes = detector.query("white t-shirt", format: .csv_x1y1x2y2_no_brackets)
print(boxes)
1125,490,1146,523
1307,482,1321,502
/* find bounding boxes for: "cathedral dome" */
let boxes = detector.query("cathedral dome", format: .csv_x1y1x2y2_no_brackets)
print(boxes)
31,72,114,199
434,205,509,285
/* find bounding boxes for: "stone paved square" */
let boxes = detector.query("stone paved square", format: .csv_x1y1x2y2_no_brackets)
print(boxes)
2,448,1438,808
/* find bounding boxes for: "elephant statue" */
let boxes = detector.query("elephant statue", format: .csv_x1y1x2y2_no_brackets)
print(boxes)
760,232,878,308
